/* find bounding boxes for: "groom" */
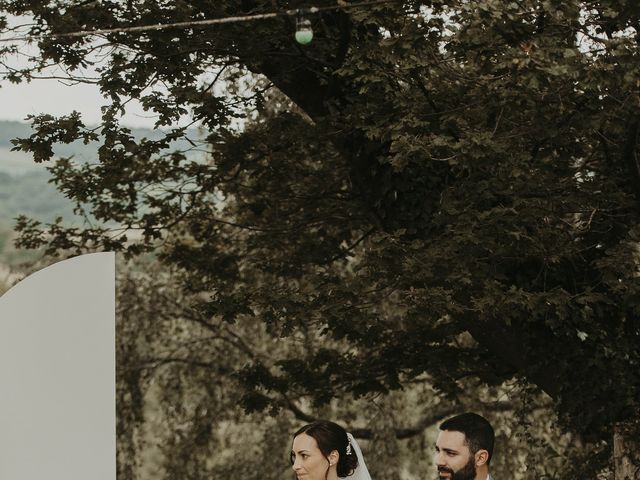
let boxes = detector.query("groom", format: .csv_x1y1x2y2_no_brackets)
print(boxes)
434,412,495,480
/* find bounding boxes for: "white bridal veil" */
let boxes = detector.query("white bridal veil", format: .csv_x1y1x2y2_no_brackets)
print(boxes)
341,433,372,480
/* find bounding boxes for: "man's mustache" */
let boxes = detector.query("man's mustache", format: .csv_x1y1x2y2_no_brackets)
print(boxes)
437,466,454,474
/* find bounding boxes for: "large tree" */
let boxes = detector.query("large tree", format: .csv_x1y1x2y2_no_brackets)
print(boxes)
2,0,639,477
114,258,577,480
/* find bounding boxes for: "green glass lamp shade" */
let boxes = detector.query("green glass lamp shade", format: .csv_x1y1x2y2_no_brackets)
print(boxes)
295,29,313,44
295,17,313,45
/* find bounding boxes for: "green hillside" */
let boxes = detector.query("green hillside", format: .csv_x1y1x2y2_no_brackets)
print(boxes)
0,120,97,227
0,120,206,221
0,119,203,168
0,169,76,222
0,120,206,265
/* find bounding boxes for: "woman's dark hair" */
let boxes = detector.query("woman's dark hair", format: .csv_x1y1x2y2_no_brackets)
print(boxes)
291,420,359,477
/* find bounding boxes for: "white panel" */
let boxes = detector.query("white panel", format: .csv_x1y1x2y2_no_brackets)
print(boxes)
0,252,115,480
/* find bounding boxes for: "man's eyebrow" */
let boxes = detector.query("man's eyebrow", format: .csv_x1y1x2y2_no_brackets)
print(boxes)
435,445,459,454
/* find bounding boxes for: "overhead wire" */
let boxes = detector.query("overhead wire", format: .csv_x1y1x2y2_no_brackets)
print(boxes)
0,0,402,43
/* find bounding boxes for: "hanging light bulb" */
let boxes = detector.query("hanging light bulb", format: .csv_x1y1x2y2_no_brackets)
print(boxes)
295,9,313,45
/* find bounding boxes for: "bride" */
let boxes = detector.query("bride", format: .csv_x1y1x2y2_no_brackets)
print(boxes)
290,420,372,480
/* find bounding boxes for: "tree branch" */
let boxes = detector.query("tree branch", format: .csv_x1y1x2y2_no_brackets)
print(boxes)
623,114,640,200
282,398,518,439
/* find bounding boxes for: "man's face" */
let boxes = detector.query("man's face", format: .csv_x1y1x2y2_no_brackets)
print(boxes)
434,430,478,480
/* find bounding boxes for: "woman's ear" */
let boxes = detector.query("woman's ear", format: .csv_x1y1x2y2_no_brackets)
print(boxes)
475,449,489,467
328,450,339,466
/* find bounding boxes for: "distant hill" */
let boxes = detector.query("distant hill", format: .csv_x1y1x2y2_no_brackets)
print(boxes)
0,120,96,174
0,119,205,171
0,168,76,222
0,120,208,265
0,120,207,224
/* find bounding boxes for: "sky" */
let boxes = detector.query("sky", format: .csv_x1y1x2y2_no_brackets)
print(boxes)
0,17,173,130
0,14,237,130
0,73,160,129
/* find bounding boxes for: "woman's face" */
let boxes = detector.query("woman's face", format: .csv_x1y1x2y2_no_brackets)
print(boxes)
291,433,335,480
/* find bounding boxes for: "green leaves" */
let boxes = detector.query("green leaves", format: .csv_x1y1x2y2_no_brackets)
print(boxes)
3,1,640,463
10,112,95,163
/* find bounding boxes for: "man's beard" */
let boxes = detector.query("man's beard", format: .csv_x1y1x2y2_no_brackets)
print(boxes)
437,454,477,480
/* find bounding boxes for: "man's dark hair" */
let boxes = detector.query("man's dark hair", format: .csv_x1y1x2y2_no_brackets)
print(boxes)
439,412,495,464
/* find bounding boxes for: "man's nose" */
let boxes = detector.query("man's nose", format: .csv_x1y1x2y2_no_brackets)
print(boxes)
434,451,445,466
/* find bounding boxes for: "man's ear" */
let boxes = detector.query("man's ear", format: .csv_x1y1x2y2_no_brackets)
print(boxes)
475,449,489,467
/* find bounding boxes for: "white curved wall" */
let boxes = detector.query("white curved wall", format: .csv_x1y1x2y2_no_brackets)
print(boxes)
0,252,115,480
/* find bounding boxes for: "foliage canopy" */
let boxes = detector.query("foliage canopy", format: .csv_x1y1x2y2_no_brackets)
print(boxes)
2,0,640,475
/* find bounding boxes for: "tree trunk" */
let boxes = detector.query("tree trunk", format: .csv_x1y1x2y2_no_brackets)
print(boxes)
614,422,640,480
